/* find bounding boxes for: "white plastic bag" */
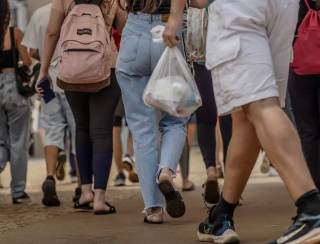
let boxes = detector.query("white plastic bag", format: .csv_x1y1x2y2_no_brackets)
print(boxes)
143,25,202,117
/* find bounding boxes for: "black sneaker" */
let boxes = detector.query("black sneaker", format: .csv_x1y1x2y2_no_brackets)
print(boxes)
122,155,139,183
197,207,240,243
268,213,320,244
42,177,61,207
73,187,81,203
56,151,66,181
114,172,126,187
12,192,31,204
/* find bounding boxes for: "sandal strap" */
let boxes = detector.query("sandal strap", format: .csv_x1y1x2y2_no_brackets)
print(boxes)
105,202,115,211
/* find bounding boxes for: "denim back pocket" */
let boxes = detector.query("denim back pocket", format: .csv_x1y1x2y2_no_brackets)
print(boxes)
119,26,142,63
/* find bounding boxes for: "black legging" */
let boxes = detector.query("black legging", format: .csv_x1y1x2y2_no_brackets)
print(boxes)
288,70,320,190
65,69,121,190
194,63,232,169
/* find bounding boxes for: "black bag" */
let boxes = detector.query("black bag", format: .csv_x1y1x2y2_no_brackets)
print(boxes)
10,27,38,98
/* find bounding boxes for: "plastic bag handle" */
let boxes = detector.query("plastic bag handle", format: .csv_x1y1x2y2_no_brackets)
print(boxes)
151,25,165,43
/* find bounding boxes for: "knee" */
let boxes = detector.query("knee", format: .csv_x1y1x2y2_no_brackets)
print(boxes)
90,127,113,153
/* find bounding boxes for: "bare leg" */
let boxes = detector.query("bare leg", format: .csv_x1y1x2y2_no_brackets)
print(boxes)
44,146,59,177
243,97,315,201
222,111,261,203
113,127,124,173
187,124,196,150
127,131,134,156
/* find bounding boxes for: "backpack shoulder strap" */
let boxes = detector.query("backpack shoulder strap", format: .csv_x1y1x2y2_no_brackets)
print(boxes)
304,0,311,10
9,27,19,75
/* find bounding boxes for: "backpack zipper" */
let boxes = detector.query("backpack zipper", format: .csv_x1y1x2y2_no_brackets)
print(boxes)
65,49,99,53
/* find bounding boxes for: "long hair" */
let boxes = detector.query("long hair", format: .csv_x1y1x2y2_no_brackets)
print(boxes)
0,0,10,64
68,0,115,15
118,0,163,14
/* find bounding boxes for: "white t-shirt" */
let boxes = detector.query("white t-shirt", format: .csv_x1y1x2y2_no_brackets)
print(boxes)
22,3,62,93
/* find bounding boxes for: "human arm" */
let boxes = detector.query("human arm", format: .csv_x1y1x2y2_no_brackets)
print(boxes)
114,9,126,35
15,28,32,67
30,48,40,61
36,8,64,96
190,0,207,9
162,0,186,47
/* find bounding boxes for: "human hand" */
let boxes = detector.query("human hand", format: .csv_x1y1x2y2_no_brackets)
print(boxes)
35,72,52,97
162,14,183,47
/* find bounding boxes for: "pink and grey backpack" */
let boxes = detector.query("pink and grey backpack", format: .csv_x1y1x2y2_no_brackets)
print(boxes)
57,0,111,92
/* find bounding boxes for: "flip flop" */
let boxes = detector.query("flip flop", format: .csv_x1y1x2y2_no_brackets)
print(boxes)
158,180,186,218
202,177,220,205
94,202,116,215
182,181,195,192
74,201,93,210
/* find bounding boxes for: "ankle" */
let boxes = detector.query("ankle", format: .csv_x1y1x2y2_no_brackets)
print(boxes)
159,168,173,181
296,189,320,215
206,167,217,178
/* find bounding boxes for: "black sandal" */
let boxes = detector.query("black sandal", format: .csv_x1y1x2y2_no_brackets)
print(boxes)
94,202,116,215
182,181,195,192
158,180,186,218
74,201,93,210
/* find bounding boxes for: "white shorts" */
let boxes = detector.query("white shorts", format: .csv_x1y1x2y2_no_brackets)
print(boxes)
206,0,299,116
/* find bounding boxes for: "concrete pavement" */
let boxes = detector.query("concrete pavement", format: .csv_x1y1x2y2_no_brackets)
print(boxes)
0,152,297,244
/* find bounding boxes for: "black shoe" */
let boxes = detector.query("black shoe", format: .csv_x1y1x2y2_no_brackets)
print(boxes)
197,206,240,243
73,187,81,203
56,151,66,181
114,172,126,187
42,177,61,207
12,192,31,204
268,213,320,244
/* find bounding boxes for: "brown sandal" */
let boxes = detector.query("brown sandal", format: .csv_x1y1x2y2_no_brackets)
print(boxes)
202,177,220,205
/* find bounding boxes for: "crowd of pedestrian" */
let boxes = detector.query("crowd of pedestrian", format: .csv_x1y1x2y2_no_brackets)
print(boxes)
0,0,320,243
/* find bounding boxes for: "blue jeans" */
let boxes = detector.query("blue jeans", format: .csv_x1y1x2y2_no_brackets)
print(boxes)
0,71,30,198
116,13,188,210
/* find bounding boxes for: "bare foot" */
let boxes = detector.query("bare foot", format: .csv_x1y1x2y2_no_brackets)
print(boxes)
159,167,174,184
79,184,94,205
146,207,164,223
206,166,217,179
93,189,111,212
182,179,193,190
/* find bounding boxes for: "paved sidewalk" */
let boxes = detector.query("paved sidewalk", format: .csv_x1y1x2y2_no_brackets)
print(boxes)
0,152,297,244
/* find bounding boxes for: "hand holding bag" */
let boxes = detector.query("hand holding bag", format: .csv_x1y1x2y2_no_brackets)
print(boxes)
142,26,202,117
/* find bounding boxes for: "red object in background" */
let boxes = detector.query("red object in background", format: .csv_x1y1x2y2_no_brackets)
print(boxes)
290,0,320,75
112,28,121,51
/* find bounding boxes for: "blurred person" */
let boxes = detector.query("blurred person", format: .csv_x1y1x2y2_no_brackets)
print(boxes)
116,0,189,224
112,28,139,187
0,0,32,204
288,0,320,191
113,99,139,186
188,0,320,243
36,0,126,214
22,2,80,207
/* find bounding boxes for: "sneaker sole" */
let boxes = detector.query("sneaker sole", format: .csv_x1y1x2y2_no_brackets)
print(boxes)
197,230,240,243
42,181,60,207
158,181,186,218
56,154,66,181
287,227,320,244
123,161,139,183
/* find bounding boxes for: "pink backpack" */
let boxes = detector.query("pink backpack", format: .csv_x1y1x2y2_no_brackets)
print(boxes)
57,0,111,92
